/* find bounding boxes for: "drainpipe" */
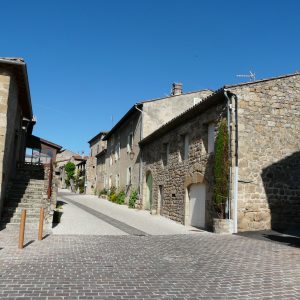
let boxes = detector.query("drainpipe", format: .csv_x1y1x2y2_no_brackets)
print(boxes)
134,105,143,198
224,90,239,233
224,90,232,220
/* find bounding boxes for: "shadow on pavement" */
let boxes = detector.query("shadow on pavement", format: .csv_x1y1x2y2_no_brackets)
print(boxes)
23,240,35,248
237,230,300,248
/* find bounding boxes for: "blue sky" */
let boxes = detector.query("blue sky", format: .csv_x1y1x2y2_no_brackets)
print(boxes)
1,0,299,153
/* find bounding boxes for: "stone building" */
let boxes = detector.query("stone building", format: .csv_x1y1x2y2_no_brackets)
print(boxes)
86,132,107,194
0,57,61,228
0,57,35,217
101,84,212,198
140,73,300,232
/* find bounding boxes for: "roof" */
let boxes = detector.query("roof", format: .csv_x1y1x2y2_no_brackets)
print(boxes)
88,131,109,144
139,89,226,146
73,155,87,161
103,88,212,141
0,57,33,119
225,71,300,88
103,104,142,141
95,148,107,158
27,135,62,150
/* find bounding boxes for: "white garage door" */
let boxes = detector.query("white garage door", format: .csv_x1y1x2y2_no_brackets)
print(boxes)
189,183,206,228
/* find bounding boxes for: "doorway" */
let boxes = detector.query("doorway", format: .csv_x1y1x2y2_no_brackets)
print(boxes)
145,172,153,210
188,183,206,228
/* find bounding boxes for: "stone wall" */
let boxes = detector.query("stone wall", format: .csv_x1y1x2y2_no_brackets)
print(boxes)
0,71,24,217
230,74,300,231
142,103,226,227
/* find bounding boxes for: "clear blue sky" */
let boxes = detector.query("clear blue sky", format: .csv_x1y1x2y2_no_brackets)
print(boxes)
1,0,299,153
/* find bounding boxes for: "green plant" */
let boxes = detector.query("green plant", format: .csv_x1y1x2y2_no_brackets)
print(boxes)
128,190,138,208
109,192,117,202
116,190,125,205
65,162,76,181
213,118,229,219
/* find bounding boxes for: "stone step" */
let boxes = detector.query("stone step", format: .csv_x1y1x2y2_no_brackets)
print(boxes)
5,198,44,204
4,207,44,214
2,214,42,223
8,188,44,194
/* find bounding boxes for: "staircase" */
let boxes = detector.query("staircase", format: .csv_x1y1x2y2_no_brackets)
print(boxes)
1,164,50,229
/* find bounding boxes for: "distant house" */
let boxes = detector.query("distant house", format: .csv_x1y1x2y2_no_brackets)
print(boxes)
101,83,212,200
86,132,108,194
140,73,300,232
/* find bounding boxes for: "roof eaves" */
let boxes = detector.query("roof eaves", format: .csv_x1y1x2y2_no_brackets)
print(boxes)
0,57,33,119
103,104,142,141
88,131,109,144
225,72,300,88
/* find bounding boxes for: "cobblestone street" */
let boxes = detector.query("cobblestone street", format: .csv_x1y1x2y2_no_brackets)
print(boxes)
0,229,299,299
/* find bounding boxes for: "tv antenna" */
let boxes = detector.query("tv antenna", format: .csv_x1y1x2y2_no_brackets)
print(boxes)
236,71,256,81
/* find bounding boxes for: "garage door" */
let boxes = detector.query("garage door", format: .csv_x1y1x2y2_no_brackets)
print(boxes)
189,183,206,228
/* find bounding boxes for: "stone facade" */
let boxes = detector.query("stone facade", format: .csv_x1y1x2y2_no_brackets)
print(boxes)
0,61,32,218
229,73,300,231
86,132,107,194
141,73,300,232
141,98,226,228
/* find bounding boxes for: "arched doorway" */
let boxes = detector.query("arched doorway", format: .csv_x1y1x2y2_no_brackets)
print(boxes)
145,171,153,210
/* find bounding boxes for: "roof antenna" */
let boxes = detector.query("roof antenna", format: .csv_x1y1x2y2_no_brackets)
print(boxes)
236,71,256,81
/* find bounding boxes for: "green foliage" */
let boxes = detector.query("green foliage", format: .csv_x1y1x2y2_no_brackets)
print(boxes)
65,162,76,180
116,191,125,205
109,192,117,202
213,119,229,219
65,178,70,187
128,190,138,208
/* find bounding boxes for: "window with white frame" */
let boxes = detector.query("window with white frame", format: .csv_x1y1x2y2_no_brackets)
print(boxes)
126,167,132,185
208,123,215,153
127,132,133,153
109,151,113,166
115,142,120,161
115,174,120,188
109,175,112,188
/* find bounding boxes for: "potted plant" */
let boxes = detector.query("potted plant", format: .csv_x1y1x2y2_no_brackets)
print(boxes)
213,119,233,234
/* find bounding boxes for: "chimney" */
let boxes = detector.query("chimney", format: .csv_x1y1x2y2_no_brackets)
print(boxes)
171,82,182,96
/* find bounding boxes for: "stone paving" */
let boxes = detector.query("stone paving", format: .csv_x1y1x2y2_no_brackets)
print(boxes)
0,229,299,299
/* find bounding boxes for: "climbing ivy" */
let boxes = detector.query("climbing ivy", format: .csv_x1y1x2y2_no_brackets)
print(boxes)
213,119,229,219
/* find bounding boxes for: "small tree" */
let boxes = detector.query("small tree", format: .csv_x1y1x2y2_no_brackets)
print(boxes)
65,162,75,181
213,119,229,219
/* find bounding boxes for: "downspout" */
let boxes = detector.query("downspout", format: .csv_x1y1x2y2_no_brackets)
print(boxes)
224,90,239,233
134,105,143,198
224,90,232,220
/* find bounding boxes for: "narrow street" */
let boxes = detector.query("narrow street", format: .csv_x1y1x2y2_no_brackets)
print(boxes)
0,190,299,299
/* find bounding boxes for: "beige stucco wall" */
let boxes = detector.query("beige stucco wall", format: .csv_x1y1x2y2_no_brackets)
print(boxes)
143,90,212,138
230,74,300,231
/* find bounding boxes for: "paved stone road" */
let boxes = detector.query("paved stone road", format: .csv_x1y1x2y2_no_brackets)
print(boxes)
0,230,299,299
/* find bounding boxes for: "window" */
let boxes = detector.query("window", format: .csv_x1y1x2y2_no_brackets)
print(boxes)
97,145,99,154
109,151,113,166
184,134,189,160
115,174,120,188
127,132,133,153
127,167,132,185
109,175,112,188
90,148,93,157
162,143,169,166
208,123,215,153
115,143,120,161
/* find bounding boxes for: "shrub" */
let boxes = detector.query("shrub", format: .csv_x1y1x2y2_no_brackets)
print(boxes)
213,118,229,219
128,190,138,208
109,192,117,202
116,191,125,205
65,162,75,180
